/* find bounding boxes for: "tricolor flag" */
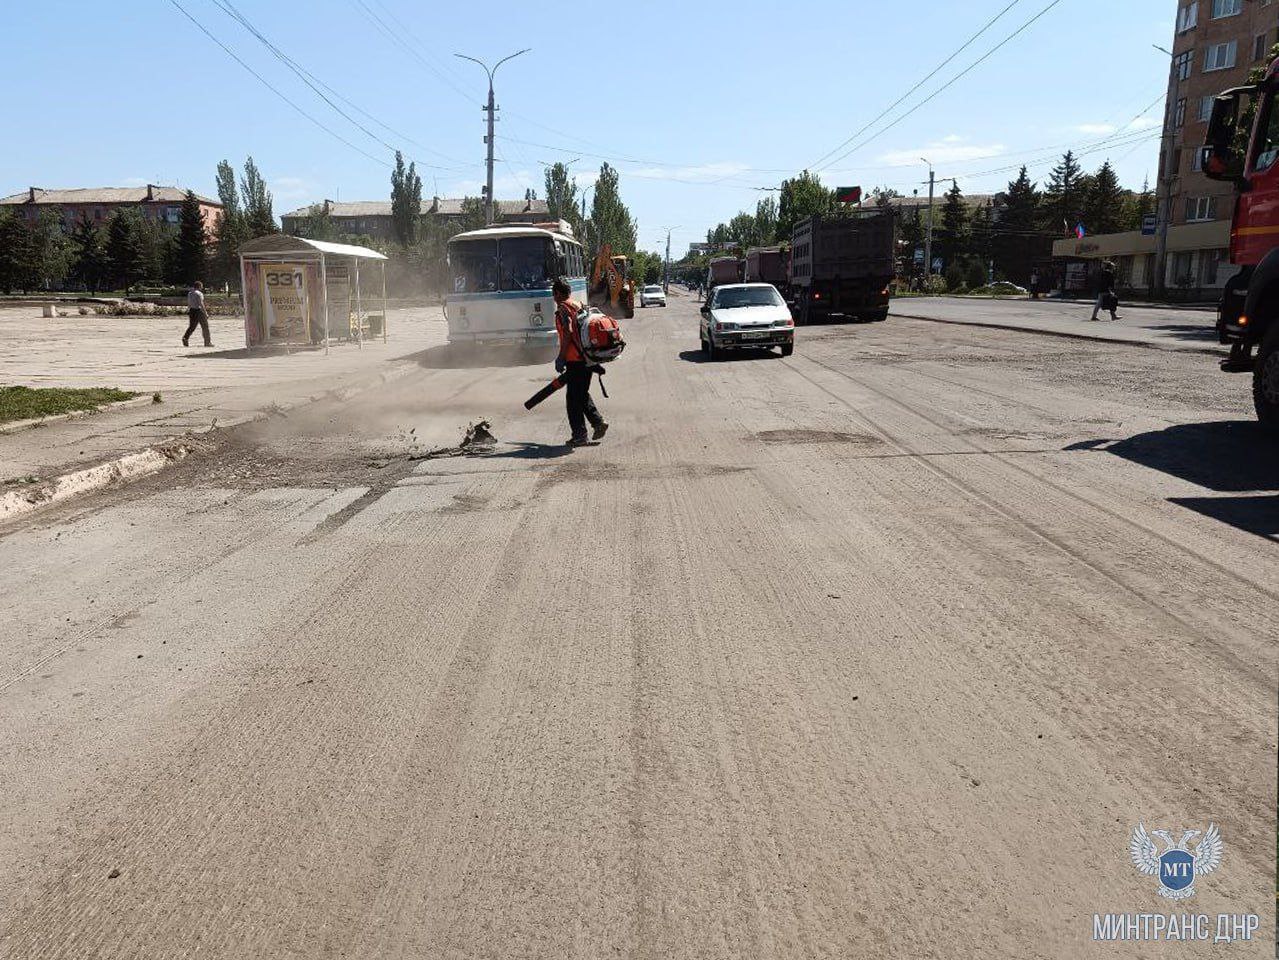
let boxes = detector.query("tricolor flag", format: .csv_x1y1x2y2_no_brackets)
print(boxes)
1075,223,1087,239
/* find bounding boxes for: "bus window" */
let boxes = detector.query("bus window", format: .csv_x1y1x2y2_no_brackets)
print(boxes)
500,237,552,291
451,239,498,293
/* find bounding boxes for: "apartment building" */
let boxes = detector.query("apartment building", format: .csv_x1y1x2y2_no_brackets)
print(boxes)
0,184,222,233
280,197,551,240
1054,0,1279,296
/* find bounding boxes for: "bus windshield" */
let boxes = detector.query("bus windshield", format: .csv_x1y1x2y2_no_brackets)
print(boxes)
450,239,497,293
499,237,552,291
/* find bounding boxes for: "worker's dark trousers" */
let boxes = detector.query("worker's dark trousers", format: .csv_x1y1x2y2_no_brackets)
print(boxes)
183,308,212,346
564,361,603,439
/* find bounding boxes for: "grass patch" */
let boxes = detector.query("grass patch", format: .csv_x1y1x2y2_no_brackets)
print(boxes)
0,386,137,424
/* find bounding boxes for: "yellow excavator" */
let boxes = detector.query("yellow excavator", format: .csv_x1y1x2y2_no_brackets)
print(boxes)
589,244,636,319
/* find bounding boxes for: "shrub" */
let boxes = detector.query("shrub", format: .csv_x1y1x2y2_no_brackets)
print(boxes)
965,260,987,289
921,275,948,296
945,263,965,292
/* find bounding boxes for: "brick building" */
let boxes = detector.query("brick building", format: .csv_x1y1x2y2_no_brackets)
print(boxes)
1054,0,1279,296
280,196,551,240
0,184,223,233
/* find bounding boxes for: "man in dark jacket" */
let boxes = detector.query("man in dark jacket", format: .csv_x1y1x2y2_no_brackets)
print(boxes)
553,277,608,447
1090,261,1121,322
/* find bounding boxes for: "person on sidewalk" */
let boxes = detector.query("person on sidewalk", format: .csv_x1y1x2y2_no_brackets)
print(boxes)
1089,261,1121,322
552,277,608,448
183,281,213,347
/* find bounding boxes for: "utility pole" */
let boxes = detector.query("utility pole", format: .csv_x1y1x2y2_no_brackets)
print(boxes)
922,158,936,279
1152,44,1178,299
661,226,678,292
455,49,530,225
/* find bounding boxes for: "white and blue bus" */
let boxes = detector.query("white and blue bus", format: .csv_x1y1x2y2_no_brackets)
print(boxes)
444,223,587,348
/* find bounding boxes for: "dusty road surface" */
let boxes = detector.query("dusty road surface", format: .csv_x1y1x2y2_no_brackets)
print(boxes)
2,292,1275,958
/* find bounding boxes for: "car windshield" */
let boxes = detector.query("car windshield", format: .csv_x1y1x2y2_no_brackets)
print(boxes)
449,239,498,293
645,286,663,293
714,287,784,309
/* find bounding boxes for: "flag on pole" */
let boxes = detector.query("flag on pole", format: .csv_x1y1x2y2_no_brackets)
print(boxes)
1075,223,1087,239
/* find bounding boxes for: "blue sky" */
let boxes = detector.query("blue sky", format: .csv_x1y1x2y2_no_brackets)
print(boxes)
2,0,1172,255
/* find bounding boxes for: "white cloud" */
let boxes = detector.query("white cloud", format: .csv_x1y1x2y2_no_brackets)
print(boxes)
269,176,313,205
876,139,1006,168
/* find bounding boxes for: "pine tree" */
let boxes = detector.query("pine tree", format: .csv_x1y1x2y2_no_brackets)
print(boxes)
175,190,207,284
70,214,105,293
390,151,422,246
939,180,968,266
240,157,276,237
1042,150,1084,236
0,211,32,293
993,166,1043,285
106,210,148,292
214,159,249,287
1082,161,1124,236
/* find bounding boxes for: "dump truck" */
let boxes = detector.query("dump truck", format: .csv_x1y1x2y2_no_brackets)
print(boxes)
788,210,894,324
744,246,789,292
1201,59,1279,428
708,257,744,291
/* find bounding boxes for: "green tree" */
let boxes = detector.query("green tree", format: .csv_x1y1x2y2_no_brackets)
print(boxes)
778,170,832,239
106,209,149,292
728,211,759,248
1041,150,1084,236
175,190,207,284
993,166,1045,284
0,211,33,293
939,180,968,266
585,163,637,255
70,213,106,293
1081,161,1124,236
214,159,249,288
240,156,276,237
544,162,583,234
1123,176,1154,232
296,202,337,241
754,196,779,245
969,202,993,270
390,151,422,245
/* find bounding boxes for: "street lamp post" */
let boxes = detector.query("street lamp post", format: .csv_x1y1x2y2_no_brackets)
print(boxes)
921,158,936,279
1152,43,1178,299
661,226,679,292
454,49,530,225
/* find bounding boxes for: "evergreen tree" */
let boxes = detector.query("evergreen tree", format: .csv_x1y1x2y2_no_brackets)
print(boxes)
939,180,968,266
1042,150,1084,236
969,202,993,268
70,213,106,293
106,209,148,292
0,211,32,293
214,159,249,287
1081,161,1124,236
26,211,71,290
993,166,1043,285
175,190,207,284
777,170,832,239
1123,176,1154,231
543,162,582,234
585,163,637,255
390,151,422,245
240,157,276,237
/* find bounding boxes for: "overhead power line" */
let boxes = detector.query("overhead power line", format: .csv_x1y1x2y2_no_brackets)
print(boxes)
167,0,390,167
809,0,1025,170
816,0,1068,172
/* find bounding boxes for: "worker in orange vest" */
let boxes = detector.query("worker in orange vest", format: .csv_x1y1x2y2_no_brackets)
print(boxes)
553,277,608,447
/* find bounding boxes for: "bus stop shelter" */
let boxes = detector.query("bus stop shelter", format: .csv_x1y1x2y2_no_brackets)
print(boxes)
238,235,388,353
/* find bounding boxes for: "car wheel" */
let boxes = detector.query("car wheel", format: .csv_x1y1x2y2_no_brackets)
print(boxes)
706,336,718,361
780,343,794,357
1253,321,1279,430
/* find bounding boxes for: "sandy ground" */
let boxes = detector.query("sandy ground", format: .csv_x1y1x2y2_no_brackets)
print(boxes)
0,291,1274,958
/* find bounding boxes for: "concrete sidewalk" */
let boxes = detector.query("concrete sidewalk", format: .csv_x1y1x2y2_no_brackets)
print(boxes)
0,304,446,509
893,296,1225,353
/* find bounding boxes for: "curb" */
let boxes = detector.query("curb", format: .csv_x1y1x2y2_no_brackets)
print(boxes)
0,395,157,436
892,311,1226,357
0,361,419,526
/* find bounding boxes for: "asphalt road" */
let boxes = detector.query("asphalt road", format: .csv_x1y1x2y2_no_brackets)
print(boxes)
2,291,1275,958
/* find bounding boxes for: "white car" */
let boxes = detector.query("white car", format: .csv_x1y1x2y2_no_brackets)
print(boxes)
699,283,794,360
640,284,667,308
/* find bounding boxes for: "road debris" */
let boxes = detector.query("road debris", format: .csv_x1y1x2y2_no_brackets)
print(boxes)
412,421,498,460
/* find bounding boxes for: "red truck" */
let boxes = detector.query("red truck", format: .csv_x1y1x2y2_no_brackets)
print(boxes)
1201,60,1279,428
743,246,789,291
707,256,744,290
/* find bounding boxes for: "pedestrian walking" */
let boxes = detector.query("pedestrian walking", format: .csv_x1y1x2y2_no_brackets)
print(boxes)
553,277,608,447
1029,267,1040,300
183,280,213,347
1090,261,1121,322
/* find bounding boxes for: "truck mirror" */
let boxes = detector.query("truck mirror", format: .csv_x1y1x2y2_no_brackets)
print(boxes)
1202,86,1255,185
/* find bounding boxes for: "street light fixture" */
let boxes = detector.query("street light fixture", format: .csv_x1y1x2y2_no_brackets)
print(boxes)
454,48,531,225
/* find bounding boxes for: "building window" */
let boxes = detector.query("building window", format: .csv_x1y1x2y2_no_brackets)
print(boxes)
1199,95,1216,121
1178,1,1199,31
1255,34,1269,61
1175,49,1194,80
1201,248,1226,285
1204,40,1238,71
1192,148,1204,171
1185,196,1217,221
1175,97,1187,128
1210,0,1241,17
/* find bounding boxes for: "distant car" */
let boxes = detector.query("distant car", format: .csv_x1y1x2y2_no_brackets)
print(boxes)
640,284,667,308
699,283,794,360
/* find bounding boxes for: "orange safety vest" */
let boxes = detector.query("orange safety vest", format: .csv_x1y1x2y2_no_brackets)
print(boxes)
555,298,584,362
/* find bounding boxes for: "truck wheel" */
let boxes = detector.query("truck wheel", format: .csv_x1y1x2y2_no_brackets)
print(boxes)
1253,323,1279,430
